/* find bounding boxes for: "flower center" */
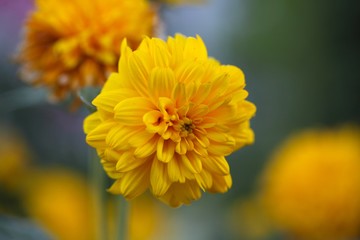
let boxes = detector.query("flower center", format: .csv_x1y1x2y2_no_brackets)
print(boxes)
179,118,194,138
143,98,196,142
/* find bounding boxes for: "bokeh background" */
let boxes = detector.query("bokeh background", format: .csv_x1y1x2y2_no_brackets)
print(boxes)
0,0,359,239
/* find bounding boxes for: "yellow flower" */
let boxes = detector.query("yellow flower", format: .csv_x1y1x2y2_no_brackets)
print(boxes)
17,0,156,101
22,169,163,240
84,34,256,207
0,127,30,190
260,127,360,239
23,169,95,240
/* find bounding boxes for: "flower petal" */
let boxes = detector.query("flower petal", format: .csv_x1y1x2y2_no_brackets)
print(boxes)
114,97,155,126
92,88,138,113
159,181,202,207
133,135,158,158
83,112,101,134
157,138,176,163
150,158,172,196
149,67,176,100
115,152,149,172
86,121,117,149
195,170,213,190
202,155,230,176
167,156,186,183
208,174,232,193
108,164,151,199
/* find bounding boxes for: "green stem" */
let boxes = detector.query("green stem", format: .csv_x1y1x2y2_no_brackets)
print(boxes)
117,196,129,240
89,148,108,240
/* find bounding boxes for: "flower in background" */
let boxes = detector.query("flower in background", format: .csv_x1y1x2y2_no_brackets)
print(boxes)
22,168,164,240
22,169,95,240
16,0,156,102
260,127,360,240
0,126,30,190
0,126,31,216
84,34,256,207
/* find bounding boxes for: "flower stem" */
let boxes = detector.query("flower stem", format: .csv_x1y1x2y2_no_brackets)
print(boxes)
89,148,108,240
117,196,129,240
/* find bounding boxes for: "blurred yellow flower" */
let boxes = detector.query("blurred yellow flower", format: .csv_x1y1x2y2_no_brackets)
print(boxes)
260,127,360,240
17,0,156,102
23,169,95,240
23,169,163,240
0,127,30,190
84,34,256,207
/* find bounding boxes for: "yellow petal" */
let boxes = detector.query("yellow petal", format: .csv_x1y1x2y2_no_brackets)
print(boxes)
186,151,203,173
86,121,117,149
101,159,123,179
115,152,149,172
171,83,187,108
104,148,122,162
193,140,208,156
114,97,155,126
149,67,176,100
202,156,230,176
150,159,171,196
83,112,101,134
207,139,235,156
185,35,208,61
134,135,158,158
128,129,154,148
167,156,186,183
157,138,176,163
180,154,198,174
159,181,201,207
92,89,138,113
102,73,123,92
175,61,205,84
108,164,150,199
106,125,139,150
195,170,213,190
175,140,187,155
151,38,170,67
208,174,232,193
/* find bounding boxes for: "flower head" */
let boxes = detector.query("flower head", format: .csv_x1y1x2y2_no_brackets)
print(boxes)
84,34,256,207
17,0,156,101
260,127,360,239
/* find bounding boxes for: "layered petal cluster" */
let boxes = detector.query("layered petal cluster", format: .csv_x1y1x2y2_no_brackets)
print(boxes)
84,34,256,207
260,127,360,239
17,0,156,101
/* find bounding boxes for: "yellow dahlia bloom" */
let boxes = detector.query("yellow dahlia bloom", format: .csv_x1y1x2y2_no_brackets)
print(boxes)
84,34,256,207
17,0,156,101
260,127,360,240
